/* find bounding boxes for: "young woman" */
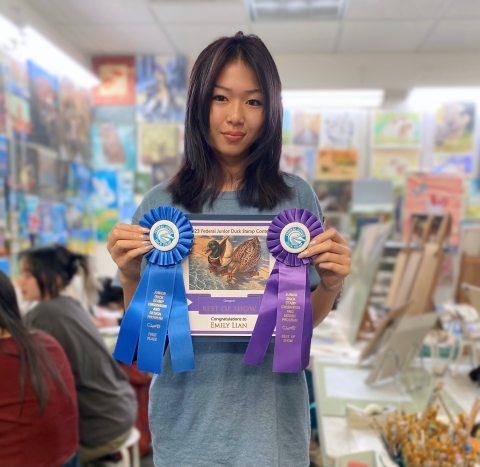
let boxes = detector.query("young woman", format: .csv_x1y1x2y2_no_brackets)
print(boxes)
0,271,79,467
18,245,138,465
108,32,351,467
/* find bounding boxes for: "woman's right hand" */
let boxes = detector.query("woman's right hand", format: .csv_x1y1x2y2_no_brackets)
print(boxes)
107,223,154,283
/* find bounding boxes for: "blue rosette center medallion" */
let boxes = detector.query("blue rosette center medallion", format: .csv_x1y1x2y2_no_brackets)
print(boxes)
114,206,194,374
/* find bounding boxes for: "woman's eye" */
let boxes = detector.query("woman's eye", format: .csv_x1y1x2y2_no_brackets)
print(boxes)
247,99,262,106
212,95,227,101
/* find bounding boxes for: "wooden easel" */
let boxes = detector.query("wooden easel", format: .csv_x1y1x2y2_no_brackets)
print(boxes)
406,214,451,315
454,226,480,304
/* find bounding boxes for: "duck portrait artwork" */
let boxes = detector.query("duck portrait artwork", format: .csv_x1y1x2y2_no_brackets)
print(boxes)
225,237,262,282
203,236,234,274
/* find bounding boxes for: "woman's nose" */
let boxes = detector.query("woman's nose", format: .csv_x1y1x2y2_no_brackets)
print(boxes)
226,100,244,125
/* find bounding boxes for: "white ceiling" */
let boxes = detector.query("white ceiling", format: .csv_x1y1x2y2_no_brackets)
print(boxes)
25,0,480,56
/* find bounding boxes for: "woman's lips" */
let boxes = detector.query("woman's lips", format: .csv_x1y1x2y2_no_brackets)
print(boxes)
222,132,245,142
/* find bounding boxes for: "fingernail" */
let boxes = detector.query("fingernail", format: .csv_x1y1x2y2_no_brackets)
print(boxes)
298,250,308,259
139,227,150,233
142,240,151,245
139,234,150,240
144,244,154,250
308,240,316,248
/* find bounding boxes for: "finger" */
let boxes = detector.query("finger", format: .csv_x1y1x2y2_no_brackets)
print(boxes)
109,227,151,244
112,239,152,253
315,262,350,276
115,245,153,267
115,223,150,233
310,228,347,247
311,252,351,267
298,240,350,259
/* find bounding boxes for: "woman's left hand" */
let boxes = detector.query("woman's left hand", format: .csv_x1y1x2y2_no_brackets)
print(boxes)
298,228,351,290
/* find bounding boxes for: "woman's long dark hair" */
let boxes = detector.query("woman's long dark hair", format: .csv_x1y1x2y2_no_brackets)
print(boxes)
19,244,98,304
0,271,67,413
169,31,292,213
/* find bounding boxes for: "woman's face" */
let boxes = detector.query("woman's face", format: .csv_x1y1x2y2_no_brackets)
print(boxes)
18,258,43,302
209,60,264,163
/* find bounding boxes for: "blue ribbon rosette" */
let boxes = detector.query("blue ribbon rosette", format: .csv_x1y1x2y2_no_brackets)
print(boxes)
243,208,323,373
113,206,195,374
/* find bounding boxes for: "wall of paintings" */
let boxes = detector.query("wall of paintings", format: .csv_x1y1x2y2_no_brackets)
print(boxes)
282,104,479,246
0,50,95,278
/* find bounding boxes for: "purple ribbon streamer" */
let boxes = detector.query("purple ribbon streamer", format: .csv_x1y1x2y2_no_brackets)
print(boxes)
243,208,323,373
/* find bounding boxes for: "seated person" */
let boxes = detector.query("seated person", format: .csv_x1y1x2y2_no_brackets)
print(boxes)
18,245,137,465
0,271,79,467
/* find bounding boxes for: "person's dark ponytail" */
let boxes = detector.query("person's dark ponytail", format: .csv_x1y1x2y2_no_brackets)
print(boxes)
19,245,98,304
0,272,69,413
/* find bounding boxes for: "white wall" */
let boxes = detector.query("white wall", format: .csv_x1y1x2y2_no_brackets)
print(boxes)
273,52,480,91
0,0,91,71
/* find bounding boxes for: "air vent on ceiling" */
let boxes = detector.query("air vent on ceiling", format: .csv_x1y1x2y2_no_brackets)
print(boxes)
246,0,348,22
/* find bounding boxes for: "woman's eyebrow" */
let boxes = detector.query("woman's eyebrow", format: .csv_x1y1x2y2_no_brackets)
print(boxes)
214,84,262,95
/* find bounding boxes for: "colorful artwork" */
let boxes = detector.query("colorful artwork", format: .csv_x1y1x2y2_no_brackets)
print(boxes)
313,180,352,213
92,56,135,106
292,112,320,146
134,172,151,197
56,160,70,201
151,163,179,186
92,170,118,210
25,195,41,232
7,93,31,140
136,55,187,123
66,162,92,198
0,257,10,276
117,171,135,207
0,56,6,135
372,149,420,185
38,148,58,200
282,109,291,144
91,106,136,171
432,154,474,177
58,78,91,162
372,112,421,147
18,147,39,195
95,209,119,241
138,123,178,165
434,102,476,153
321,111,360,148
404,174,464,246
316,148,358,180
5,56,29,99
467,179,480,219
28,61,59,148
280,146,309,182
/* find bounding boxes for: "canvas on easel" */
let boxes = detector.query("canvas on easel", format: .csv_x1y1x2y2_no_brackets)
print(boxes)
392,215,435,308
405,214,451,315
454,226,480,304
359,301,412,363
385,217,417,308
336,222,392,344
365,312,438,386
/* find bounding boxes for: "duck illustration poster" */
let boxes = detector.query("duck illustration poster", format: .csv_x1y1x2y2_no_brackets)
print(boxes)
184,216,275,338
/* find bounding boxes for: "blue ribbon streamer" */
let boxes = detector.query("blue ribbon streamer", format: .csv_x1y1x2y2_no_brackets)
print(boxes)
113,206,195,374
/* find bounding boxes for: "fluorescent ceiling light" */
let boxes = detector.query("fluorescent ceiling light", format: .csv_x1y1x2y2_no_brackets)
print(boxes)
23,26,99,88
282,90,384,109
0,15,23,54
407,87,480,111
246,0,347,21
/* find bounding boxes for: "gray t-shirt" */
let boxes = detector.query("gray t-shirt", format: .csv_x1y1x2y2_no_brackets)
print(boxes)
26,296,137,448
133,174,323,467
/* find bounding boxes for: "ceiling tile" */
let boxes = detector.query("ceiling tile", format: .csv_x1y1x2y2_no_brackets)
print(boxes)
26,0,155,24
338,21,433,52
151,1,248,24
345,0,445,19
442,0,480,18
62,24,175,54
163,24,250,55
251,22,340,54
422,19,480,50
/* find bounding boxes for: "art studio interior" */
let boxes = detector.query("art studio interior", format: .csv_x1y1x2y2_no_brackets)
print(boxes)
0,0,480,467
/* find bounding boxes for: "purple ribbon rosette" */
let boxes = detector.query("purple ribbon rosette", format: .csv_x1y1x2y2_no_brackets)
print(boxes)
243,208,324,373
